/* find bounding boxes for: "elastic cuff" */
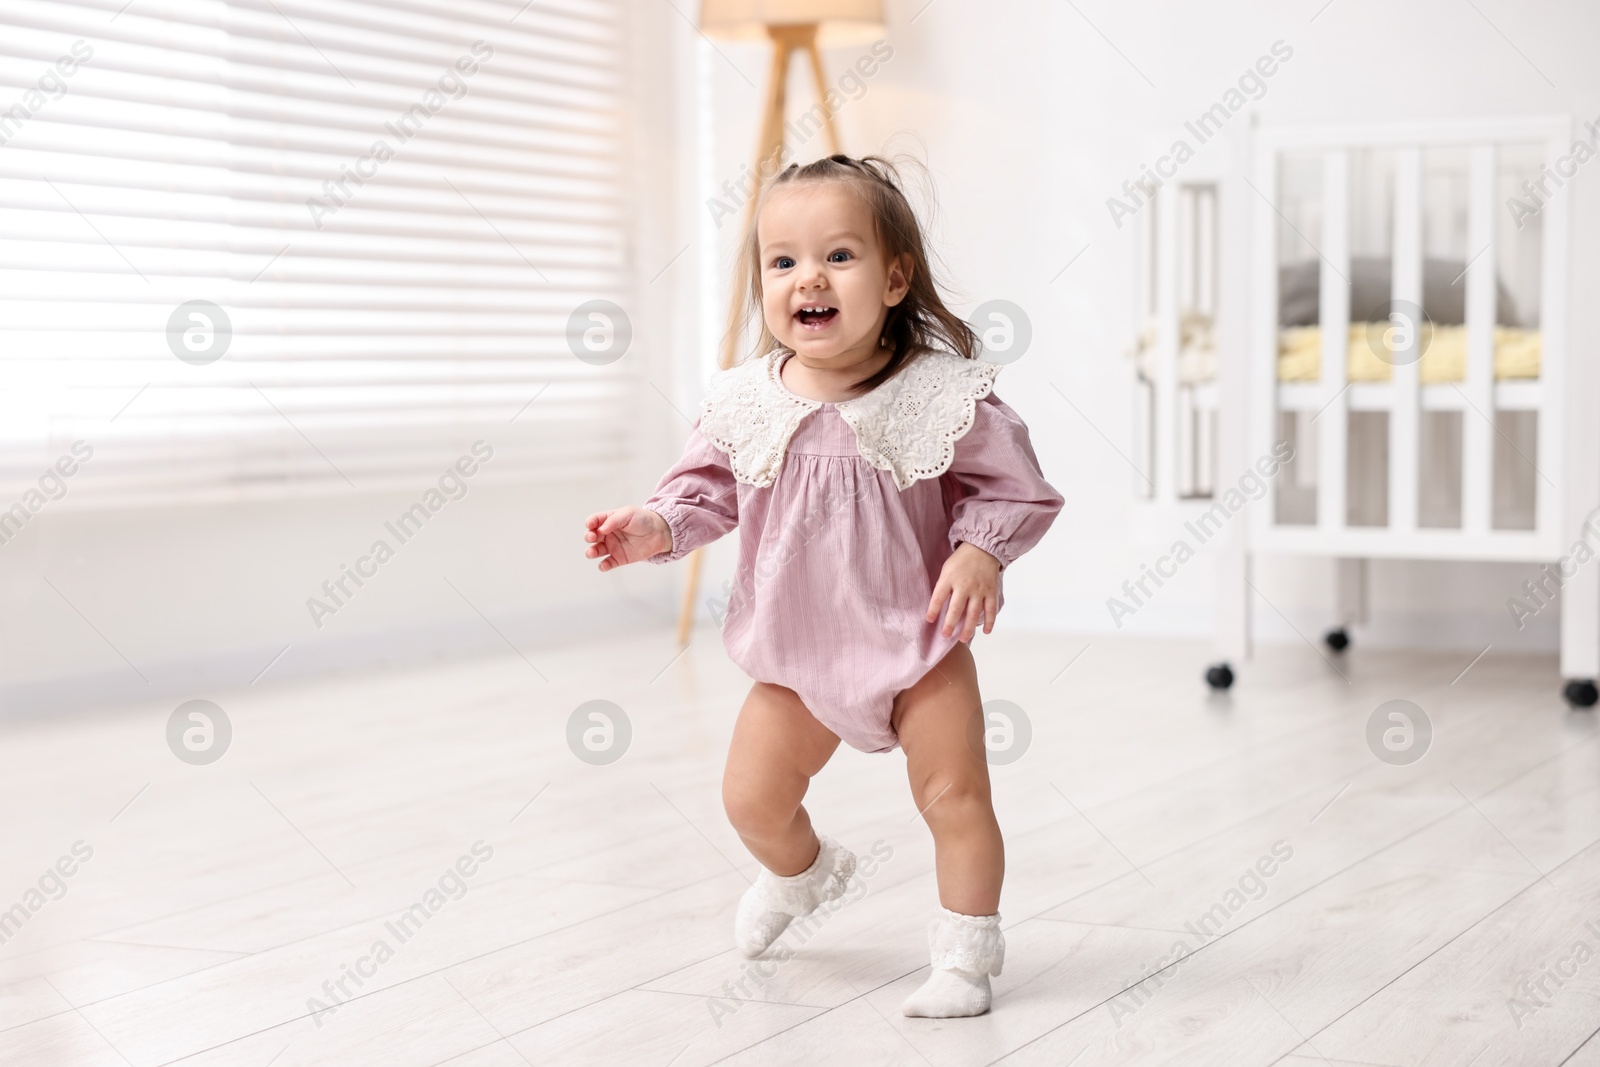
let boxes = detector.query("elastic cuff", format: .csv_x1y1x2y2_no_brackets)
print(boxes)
642,502,690,564
928,907,1005,977
951,532,1011,570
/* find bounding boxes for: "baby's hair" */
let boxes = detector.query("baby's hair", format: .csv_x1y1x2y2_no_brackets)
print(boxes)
729,153,980,395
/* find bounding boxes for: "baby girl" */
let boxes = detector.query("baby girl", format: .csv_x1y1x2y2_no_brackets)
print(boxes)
582,154,1062,1018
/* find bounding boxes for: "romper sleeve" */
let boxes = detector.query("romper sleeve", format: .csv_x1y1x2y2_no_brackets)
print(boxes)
640,420,739,564
944,392,1064,569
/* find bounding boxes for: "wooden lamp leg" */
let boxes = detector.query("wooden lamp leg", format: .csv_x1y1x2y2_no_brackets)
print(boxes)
801,39,841,154
720,27,799,374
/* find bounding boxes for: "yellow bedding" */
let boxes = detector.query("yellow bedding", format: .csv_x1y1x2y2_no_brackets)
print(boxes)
1277,324,1541,383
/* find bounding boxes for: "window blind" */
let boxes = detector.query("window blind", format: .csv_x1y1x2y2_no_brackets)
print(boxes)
0,0,635,509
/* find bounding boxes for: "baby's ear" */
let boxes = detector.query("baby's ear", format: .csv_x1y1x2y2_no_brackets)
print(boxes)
885,252,914,306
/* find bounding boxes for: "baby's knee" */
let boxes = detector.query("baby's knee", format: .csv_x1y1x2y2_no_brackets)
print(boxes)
914,772,993,830
722,776,796,838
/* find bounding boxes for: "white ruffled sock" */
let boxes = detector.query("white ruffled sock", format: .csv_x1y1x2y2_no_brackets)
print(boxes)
902,907,1005,1018
733,834,857,958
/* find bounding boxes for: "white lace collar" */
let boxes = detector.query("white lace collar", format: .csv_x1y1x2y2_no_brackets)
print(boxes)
697,347,1000,490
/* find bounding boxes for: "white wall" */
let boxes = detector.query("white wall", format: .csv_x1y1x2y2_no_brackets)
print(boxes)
691,0,1600,657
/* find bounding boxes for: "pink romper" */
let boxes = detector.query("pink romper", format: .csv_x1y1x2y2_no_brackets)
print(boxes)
642,347,1064,753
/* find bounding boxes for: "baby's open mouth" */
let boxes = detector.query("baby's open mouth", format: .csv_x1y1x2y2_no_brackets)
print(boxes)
795,305,839,330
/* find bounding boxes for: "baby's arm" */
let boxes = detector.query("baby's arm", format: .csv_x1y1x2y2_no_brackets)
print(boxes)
926,393,1065,638
583,421,739,571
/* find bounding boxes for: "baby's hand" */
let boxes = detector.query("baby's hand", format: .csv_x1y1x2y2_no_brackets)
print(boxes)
583,506,672,571
926,542,1001,641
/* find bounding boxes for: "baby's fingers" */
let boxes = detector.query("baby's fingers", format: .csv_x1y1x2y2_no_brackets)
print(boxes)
925,580,951,624
582,511,615,545
959,594,983,642
940,589,969,638
597,509,632,535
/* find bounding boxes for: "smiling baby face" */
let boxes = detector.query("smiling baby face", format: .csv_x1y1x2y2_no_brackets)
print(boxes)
757,180,911,370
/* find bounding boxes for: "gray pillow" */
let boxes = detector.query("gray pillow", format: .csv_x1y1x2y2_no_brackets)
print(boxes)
1279,256,1519,327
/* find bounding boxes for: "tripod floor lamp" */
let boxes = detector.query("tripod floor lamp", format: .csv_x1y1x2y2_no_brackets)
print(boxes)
675,0,886,644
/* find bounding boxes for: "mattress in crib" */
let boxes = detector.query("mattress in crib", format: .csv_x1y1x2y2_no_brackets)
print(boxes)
1276,325,1541,382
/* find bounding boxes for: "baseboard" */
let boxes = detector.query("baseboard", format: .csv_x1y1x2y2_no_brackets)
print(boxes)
7,591,1562,721
1000,598,1560,654
0,595,669,721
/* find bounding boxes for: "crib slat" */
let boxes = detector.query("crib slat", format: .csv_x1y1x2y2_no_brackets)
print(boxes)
1318,151,1350,534
1251,139,1279,542
1198,185,1217,315
1154,179,1180,504
1538,129,1568,546
1462,144,1496,535
1389,148,1421,534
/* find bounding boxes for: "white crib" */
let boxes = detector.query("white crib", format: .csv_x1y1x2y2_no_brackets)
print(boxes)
1132,116,1600,705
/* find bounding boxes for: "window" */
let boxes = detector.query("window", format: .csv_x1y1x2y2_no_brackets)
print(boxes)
0,0,633,508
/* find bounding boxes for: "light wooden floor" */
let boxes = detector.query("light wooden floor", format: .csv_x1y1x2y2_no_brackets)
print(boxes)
2,625,1598,1066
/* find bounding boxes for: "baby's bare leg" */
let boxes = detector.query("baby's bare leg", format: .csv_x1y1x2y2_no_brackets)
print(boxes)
893,641,1003,915
722,681,841,875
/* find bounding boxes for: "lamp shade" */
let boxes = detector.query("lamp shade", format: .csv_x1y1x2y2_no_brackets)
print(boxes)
699,0,886,45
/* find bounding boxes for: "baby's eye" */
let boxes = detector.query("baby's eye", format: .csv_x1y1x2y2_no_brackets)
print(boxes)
773,256,795,270
828,250,852,263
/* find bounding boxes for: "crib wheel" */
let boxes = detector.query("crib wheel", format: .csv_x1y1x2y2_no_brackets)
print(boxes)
1205,663,1234,691
1563,679,1598,709
1325,628,1350,652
